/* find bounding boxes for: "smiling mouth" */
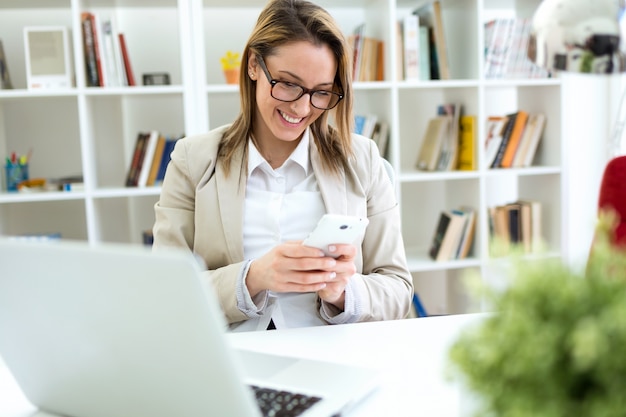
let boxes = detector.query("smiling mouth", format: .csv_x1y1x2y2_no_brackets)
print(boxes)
279,110,304,124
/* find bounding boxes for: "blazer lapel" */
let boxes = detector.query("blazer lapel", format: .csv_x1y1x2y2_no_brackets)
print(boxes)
310,140,347,215
216,145,246,262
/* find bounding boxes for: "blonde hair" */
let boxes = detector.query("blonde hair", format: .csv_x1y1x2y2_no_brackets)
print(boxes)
218,0,354,176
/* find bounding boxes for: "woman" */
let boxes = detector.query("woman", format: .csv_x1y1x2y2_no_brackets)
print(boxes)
153,0,413,331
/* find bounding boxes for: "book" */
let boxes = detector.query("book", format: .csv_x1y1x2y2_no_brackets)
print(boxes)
394,21,404,81
484,18,514,79
100,18,124,87
513,113,546,167
355,36,384,81
354,114,367,135
146,134,166,186
517,199,542,252
81,13,100,87
418,26,431,81
155,135,182,184
348,23,366,81
455,207,476,259
491,205,511,252
118,33,136,86
0,39,12,89
372,121,390,158
428,210,466,261
142,230,154,246
436,103,461,171
428,211,450,260
484,116,508,167
415,115,450,171
430,0,450,80
490,112,517,168
91,13,109,87
457,115,476,171
506,203,522,244
125,133,148,186
136,130,160,187
518,200,532,252
414,1,449,80
500,110,529,168
402,14,420,80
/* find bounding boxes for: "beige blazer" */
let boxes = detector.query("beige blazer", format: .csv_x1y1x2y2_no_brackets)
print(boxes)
153,125,414,325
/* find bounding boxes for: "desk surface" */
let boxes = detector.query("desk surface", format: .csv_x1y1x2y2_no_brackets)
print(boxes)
0,313,485,417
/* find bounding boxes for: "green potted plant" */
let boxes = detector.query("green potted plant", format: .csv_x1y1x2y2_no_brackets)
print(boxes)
448,212,626,417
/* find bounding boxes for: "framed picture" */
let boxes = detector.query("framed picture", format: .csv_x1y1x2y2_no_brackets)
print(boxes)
24,26,73,89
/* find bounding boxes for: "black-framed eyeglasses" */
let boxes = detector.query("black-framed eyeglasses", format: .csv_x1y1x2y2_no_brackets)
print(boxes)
256,55,344,110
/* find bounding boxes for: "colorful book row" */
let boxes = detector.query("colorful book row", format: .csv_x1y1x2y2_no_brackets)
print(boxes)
125,131,182,187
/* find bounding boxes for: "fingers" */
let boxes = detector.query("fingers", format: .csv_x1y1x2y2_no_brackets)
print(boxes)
246,242,357,297
324,243,357,260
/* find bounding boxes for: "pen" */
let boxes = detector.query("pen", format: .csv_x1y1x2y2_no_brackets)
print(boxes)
10,152,16,165
5,157,10,167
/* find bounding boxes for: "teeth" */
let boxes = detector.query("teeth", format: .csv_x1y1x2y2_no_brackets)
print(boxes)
280,111,303,124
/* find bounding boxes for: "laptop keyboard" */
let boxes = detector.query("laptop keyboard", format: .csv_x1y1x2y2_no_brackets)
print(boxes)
250,385,322,417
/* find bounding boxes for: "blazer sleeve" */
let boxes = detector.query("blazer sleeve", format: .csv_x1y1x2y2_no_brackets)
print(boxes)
152,128,251,325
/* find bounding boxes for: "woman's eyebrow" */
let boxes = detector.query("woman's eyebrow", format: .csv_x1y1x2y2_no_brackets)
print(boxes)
276,69,334,88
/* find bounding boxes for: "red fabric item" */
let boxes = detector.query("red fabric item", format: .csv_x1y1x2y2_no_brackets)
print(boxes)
598,155,626,247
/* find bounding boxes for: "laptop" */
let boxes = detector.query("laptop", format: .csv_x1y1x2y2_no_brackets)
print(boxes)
0,238,379,417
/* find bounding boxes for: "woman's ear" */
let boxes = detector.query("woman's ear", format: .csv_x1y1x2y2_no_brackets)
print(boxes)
248,54,258,80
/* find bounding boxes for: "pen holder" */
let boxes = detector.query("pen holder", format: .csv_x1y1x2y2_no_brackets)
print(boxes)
5,163,29,191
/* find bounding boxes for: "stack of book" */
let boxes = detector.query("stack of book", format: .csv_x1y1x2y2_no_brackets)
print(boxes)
347,24,384,82
428,206,476,262
125,131,182,187
81,11,136,87
354,114,390,158
415,103,465,171
396,0,449,81
485,111,546,169
488,200,542,255
484,17,551,79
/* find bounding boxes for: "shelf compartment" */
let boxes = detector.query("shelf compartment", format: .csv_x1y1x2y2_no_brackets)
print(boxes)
92,194,158,244
0,199,87,239
85,94,184,188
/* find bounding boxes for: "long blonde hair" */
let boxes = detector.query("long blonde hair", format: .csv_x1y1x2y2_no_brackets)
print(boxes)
218,0,354,176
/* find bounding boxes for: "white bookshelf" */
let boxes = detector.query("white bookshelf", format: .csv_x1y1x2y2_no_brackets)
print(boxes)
0,0,595,315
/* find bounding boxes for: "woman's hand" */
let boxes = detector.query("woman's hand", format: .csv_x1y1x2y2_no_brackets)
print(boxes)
246,241,337,297
246,242,357,310
316,244,357,310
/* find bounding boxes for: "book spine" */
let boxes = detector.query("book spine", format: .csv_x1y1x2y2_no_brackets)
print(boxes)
90,13,107,87
125,133,145,187
500,110,529,168
429,211,451,260
100,19,121,87
403,14,420,80
418,26,431,81
146,135,165,186
137,131,159,187
118,33,136,86
457,115,476,170
491,113,517,168
521,113,546,167
81,13,100,87
431,0,450,80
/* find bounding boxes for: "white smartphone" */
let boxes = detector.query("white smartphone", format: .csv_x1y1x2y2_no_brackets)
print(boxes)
302,214,369,257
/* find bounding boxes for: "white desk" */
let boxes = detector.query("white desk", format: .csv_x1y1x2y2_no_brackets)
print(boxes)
0,313,485,417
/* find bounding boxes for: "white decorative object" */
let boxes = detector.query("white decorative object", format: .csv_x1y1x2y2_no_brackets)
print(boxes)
24,26,73,89
530,0,625,73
